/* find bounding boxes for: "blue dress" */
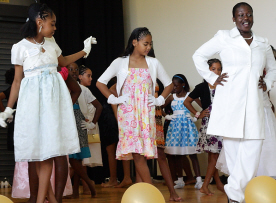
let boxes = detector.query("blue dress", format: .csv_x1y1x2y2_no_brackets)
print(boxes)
165,93,199,155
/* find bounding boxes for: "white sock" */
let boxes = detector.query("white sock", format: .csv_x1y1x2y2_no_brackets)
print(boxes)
177,177,184,182
196,176,202,182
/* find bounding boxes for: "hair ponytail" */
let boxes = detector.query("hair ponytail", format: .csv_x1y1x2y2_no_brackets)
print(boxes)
20,3,53,38
21,19,37,38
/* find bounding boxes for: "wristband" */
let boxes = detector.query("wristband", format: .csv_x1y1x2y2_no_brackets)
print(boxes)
195,112,200,118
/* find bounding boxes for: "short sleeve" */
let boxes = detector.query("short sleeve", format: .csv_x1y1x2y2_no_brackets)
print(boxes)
48,36,62,57
188,85,201,100
83,87,96,104
11,44,24,65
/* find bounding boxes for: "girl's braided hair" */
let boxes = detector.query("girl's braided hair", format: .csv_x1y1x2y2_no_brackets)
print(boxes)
21,3,54,38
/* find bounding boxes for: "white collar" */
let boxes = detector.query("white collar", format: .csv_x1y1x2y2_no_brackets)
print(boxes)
229,27,264,42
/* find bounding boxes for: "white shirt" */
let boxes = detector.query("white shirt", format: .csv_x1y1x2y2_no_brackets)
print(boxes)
97,55,172,96
193,27,276,139
78,84,96,119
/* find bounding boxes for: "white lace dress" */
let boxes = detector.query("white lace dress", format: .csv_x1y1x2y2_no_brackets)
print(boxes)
11,37,80,162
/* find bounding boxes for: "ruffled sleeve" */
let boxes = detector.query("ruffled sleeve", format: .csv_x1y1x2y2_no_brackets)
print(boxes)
11,44,24,66
47,36,62,57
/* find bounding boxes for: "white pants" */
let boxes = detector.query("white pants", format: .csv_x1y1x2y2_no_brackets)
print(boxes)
223,137,263,203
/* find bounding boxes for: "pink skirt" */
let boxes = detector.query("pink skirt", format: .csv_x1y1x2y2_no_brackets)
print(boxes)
12,157,72,198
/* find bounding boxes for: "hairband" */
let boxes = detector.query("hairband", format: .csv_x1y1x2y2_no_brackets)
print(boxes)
173,75,185,83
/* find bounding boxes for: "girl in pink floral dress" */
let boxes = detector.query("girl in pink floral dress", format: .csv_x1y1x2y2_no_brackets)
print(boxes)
97,27,173,184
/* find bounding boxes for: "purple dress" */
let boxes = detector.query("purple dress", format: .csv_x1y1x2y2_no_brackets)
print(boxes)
196,88,223,153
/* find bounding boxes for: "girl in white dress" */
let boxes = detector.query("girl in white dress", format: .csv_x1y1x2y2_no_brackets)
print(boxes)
0,3,94,203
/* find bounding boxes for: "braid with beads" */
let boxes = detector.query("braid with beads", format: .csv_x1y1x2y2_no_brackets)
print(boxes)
79,65,90,76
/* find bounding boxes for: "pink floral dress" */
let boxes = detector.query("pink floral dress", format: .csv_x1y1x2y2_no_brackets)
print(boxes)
116,68,157,160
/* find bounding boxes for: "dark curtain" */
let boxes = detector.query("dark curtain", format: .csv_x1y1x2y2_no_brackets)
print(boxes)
40,0,125,103
40,0,125,184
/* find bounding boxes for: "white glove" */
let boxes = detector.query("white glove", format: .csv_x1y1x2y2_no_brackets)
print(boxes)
91,37,97,44
186,113,197,122
7,115,13,123
81,120,96,130
148,95,165,106
165,114,177,120
83,36,97,58
0,107,16,128
107,94,129,105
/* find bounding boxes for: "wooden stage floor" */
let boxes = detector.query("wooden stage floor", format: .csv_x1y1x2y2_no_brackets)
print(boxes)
1,183,227,203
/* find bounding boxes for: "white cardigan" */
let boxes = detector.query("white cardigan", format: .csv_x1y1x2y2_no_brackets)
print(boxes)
193,27,276,139
98,56,172,96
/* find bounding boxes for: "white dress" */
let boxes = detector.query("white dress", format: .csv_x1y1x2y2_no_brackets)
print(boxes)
257,93,276,176
216,92,276,176
78,84,103,167
11,37,80,162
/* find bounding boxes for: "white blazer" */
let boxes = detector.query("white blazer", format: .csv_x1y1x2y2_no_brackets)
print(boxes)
97,56,172,96
193,27,276,139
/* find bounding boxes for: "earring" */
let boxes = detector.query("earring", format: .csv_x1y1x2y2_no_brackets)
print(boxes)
39,26,42,33
233,22,236,25
183,86,185,88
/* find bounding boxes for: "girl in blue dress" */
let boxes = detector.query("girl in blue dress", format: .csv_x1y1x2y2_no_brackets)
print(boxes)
164,74,202,189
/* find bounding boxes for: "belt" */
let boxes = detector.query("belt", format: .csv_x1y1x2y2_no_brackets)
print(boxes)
173,110,185,115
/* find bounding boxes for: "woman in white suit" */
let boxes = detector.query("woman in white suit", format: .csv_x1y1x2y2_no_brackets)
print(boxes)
193,2,276,203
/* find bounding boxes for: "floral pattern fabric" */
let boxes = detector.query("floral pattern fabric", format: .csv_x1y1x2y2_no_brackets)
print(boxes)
116,68,157,160
196,89,223,153
156,106,165,148
155,85,165,148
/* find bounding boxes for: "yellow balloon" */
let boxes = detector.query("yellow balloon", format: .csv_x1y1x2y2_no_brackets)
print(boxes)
245,176,276,203
0,195,13,203
121,183,165,203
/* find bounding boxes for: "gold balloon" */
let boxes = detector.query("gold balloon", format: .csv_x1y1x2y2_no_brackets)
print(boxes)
121,183,165,203
245,176,276,203
0,195,13,203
